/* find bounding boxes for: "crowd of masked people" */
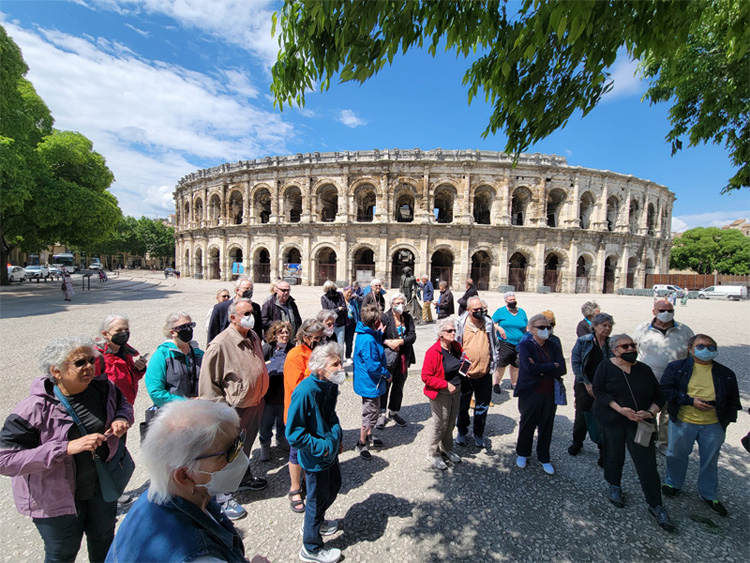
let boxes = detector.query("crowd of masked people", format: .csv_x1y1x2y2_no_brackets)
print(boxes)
0,274,745,563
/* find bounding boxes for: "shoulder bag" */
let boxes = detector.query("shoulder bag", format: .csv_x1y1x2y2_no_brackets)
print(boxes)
620,368,657,447
53,385,135,503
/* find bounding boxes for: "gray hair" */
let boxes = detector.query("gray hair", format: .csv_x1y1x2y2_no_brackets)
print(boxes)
307,342,343,374
233,275,252,291
99,314,128,334
163,311,192,338
439,280,449,289
480,299,489,310
467,296,482,309
527,313,548,327
592,312,614,326
142,400,239,505
297,319,325,341
316,309,337,323
228,298,254,316
390,292,407,306
504,291,516,300
436,316,456,336
216,288,230,299
322,280,338,292
370,278,382,287
39,336,95,379
610,333,633,350
581,301,600,318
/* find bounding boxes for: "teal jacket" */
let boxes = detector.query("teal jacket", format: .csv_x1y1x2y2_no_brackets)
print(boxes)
145,341,204,406
285,374,342,472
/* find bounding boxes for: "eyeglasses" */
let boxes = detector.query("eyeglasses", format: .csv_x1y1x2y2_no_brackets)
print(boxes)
695,344,717,352
534,325,551,330
173,321,196,332
617,343,637,350
67,357,97,368
195,430,246,463
219,294,230,300
442,329,456,333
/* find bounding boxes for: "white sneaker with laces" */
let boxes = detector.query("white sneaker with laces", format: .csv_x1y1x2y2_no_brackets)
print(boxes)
299,519,339,536
299,546,342,563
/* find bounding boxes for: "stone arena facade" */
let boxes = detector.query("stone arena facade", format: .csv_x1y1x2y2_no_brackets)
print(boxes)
173,149,674,294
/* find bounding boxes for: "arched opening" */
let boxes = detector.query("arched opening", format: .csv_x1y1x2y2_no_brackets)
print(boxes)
660,208,669,238
603,256,617,293
543,253,561,292
253,248,271,283
208,247,220,280
579,192,595,229
315,248,337,286
194,247,203,279
508,252,528,292
184,249,190,277
229,247,243,277
627,256,638,288
317,184,338,222
391,249,415,288
284,187,303,223
471,251,491,291
473,187,493,225
282,247,302,282
254,188,271,224
546,189,566,228
353,248,376,284
430,249,454,285
575,255,592,293
433,186,454,223
628,199,640,234
194,198,203,226
229,191,243,225
209,195,221,226
644,258,655,287
511,187,531,226
394,192,414,223
183,202,190,227
355,186,376,222
646,203,656,236
606,197,619,232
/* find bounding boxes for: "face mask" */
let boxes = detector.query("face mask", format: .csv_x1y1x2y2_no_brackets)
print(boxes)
241,289,253,299
693,348,718,362
327,369,346,385
194,450,249,496
656,311,674,323
111,331,129,346
620,351,638,364
507,302,517,309
536,328,549,340
393,304,404,314
240,315,255,330
471,310,484,320
177,328,193,343
327,289,337,296
324,327,334,337
306,339,320,350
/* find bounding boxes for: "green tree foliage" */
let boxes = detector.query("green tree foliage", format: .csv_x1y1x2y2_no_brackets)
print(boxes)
85,216,175,261
670,227,750,274
271,0,748,191
133,217,176,259
0,26,120,284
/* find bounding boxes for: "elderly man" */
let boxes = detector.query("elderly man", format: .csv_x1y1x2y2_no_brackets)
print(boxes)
362,278,385,311
207,275,262,344
200,298,269,520
261,279,302,340
455,296,499,448
457,278,478,316
633,298,694,453
420,275,434,324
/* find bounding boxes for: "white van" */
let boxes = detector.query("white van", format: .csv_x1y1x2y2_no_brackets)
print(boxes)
698,285,748,301
652,284,684,296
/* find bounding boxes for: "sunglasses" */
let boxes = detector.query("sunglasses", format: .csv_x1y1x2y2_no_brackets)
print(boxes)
657,309,674,313
442,329,456,333
68,357,97,368
695,344,717,352
173,321,196,332
534,325,551,330
195,430,246,463
277,288,290,293
617,343,637,350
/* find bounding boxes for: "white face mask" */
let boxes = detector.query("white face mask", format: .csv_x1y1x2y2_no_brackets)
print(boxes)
239,315,255,330
393,304,404,314
656,311,674,323
194,450,249,496
327,369,346,385
324,327,334,337
536,328,550,340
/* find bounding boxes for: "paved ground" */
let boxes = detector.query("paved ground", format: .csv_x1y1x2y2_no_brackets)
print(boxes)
1,274,749,562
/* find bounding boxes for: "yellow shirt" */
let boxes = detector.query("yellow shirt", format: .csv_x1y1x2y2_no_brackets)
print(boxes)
462,322,491,377
678,362,718,425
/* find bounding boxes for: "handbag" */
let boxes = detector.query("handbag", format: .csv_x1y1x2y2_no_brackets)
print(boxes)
620,369,657,447
139,405,160,443
53,385,135,503
384,347,400,370
554,378,567,406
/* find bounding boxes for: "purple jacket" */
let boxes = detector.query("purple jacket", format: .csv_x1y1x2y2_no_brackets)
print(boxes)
0,376,134,518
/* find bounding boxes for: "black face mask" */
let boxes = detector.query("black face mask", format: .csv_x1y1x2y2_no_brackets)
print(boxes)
177,328,193,343
241,289,253,299
471,310,484,320
306,339,319,350
110,331,130,346
507,301,518,309
620,351,638,364
327,289,337,297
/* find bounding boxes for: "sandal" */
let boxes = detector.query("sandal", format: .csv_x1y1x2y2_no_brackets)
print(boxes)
288,489,305,513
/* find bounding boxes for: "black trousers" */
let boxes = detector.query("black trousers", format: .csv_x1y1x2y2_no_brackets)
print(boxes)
600,422,662,508
344,322,355,358
516,391,557,463
572,381,601,446
382,364,407,413
456,372,492,438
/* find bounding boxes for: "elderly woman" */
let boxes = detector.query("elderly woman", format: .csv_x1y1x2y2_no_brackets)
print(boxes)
421,317,463,470
514,313,566,475
317,309,339,345
576,301,600,337
321,281,347,346
362,278,385,311
592,334,673,531
206,288,231,332
145,312,204,407
284,319,326,513
259,321,293,461
343,285,360,362
376,292,417,429
105,400,248,562
569,312,614,459
0,337,133,562
96,314,148,406
492,291,528,393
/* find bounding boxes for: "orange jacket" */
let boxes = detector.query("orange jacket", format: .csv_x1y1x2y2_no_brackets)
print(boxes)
283,344,312,423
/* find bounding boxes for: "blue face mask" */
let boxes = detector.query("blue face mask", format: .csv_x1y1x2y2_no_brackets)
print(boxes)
693,348,718,362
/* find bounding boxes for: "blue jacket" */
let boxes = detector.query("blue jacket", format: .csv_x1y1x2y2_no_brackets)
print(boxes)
353,322,389,398
661,356,741,430
422,280,434,302
286,374,343,472
571,334,612,385
514,336,567,399
106,493,246,562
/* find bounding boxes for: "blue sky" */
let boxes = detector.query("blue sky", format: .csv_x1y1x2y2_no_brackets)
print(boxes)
2,0,747,231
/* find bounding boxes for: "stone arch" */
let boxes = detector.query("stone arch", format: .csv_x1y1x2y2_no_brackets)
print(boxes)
628,198,640,234
227,244,244,277
393,184,416,223
193,197,203,225
194,246,204,279
315,183,339,223
430,246,454,286
351,244,376,283
507,250,530,292
353,183,377,222
626,255,638,288
575,252,595,293
470,250,492,290
433,184,457,224
646,202,656,236
644,255,656,286
606,196,620,232
391,246,416,288
228,190,244,225
579,191,596,229
603,253,618,293
472,185,495,225
252,245,271,283
543,248,567,292
280,243,303,282
207,245,221,280
283,185,303,223
511,186,532,226
546,188,567,228
183,201,191,226
209,193,222,225
314,245,337,286
660,206,670,238
252,186,272,224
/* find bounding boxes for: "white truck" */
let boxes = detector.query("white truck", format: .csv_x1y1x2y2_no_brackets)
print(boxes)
698,285,748,301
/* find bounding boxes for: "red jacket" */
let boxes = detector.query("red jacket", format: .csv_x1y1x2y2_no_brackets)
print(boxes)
95,344,145,405
421,339,463,400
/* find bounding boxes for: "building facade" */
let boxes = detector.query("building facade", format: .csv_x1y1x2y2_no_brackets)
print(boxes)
173,149,674,293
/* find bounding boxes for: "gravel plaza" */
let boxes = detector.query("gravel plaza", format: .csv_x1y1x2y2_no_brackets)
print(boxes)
0,273,748,562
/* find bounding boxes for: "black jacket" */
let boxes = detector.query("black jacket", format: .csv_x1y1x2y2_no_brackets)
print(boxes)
362,290,385,312
321,291,348,327
457,285,478,316
261,295,302,340
380,309,417,367
436,289,454,319
207,299,262,344
661,356,741,430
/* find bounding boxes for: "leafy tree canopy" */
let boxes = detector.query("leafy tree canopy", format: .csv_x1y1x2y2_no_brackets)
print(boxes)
84,216,175,261
670,227,750,275
271,0,749,191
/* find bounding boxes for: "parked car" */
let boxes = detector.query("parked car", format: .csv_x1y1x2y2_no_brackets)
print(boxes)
24,264,51,280
652,284,684,296
89,262,104,270
48,265,61,278
698,285,748,301
7,266,27,282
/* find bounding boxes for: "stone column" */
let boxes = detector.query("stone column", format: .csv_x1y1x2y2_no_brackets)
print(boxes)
534,238,546,290
301,234,312,286
378,227,389,287
337,234,348,283
498,237,509,287
566,174,581,229
339,176,350,223
595,246,606,294
593,180,608,231
460,173,471,224
417,169,431,223
457,233,471,286
301,176,313,223
567,241,579,293
619,246,630,289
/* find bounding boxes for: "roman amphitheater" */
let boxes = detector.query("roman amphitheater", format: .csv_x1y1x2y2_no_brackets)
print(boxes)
173,148,673,293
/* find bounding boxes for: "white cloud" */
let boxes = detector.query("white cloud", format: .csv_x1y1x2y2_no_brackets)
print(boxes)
338,109,367,128
603,56,646,101
124,22,149,37
671,211,749,232
2,19,292,217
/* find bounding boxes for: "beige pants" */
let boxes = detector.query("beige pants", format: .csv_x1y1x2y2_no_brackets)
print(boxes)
428,389,460,456
422,301,433,322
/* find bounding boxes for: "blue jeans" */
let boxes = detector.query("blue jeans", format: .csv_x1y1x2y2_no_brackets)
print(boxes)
333,326,345,358
665,418,725,500
259,403,284,445
303,458,342,553
33,489,117,562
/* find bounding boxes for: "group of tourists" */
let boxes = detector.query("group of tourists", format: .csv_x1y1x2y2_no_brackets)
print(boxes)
0,274,744,563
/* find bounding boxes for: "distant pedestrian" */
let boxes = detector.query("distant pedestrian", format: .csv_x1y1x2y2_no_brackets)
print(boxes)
420,275,434,324
61,269,74,301
434,281,454,319
457,278,478,316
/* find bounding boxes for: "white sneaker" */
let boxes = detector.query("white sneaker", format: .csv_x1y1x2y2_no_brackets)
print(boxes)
299,545,341,563
540,461,555,475
299,519,339,536
516,456,527,469
427,455,448,470
442,450,462,464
